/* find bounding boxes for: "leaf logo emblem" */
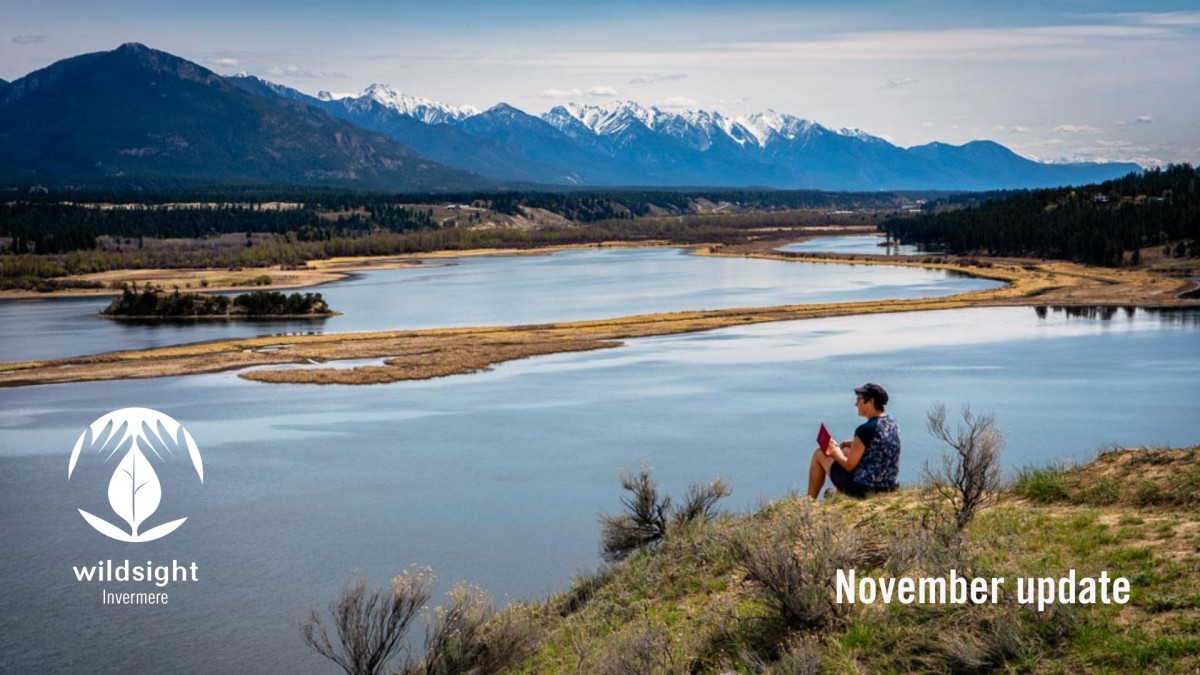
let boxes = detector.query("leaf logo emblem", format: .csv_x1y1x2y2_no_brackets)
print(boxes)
67,407,203,543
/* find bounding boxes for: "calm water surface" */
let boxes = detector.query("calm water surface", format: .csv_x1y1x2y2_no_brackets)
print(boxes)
0,247,993,362
778,235,930,255
1,305,1198,674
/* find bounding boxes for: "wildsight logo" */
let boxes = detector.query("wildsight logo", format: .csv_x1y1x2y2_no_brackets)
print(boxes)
67,407,204,543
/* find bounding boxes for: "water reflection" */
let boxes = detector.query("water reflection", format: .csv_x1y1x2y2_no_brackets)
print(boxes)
777,235,939,255
1034,305,1200,325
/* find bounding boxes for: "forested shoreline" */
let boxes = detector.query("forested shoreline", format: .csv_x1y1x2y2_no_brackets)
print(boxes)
0,188,909,255
884,164,1199,266
4,170,1198,293
0,188,890,290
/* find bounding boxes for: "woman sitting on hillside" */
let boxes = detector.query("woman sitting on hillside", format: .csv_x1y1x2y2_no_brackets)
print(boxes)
807,383,901,499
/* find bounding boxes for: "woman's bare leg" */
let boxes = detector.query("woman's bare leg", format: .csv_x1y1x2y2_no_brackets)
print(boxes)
807,448,834,499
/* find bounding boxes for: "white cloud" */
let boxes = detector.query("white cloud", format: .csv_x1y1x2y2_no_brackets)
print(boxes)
921,121,935,128
1011,136,1174,167
886,77,916,88
658,96,698,108
538,88,582,99
706,24,1172,63
538,85,618,99
267,64,345,79
209,57,240,67
992,125,1030,133
629,73,687,84
1103,11,1200,27
1052,124,1101,134
1116,115,1155,126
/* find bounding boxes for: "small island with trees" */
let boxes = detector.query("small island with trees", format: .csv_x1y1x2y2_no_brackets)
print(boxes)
101,284,335,320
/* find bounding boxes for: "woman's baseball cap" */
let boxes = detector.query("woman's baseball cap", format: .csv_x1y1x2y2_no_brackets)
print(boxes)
854,383,889,405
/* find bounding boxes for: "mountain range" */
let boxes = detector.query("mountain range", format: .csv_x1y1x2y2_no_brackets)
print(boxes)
1,43,1142,192
0,44,486,190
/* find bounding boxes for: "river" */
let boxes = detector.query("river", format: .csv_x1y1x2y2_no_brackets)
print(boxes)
0,247,989,362
0,245,1196,674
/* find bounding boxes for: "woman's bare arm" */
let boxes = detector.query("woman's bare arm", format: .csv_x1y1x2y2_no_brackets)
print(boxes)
833,436,866,471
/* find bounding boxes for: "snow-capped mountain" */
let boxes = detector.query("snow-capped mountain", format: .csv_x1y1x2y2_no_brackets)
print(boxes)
547,102,753,150
220,79,1141,190
740,110,827,146
329,84,479,125
3,44,1141,191
543,102,875,152
226,76,586,184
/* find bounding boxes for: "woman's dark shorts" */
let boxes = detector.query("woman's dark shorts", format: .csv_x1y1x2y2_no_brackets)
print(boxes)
830,463,896,499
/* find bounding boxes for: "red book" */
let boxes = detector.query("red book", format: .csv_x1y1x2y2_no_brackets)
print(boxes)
816,423,832,453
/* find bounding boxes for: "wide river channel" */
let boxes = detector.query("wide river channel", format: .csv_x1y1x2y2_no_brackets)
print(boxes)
1,242,1197,673
0,246,983,362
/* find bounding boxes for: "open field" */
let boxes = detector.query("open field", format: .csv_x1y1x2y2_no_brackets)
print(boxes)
1,241,1196,388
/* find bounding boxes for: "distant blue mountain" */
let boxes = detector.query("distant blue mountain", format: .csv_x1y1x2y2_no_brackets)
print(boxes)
903,140,1138,191
0,44,491,190
255,80,1140,190
228,78,629,185
2,44,1142,191
536,103,1142,190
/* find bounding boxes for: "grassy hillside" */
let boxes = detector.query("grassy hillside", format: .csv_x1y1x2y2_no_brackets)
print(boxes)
515,447,1200,673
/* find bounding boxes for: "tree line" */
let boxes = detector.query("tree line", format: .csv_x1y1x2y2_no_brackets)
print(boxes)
1,199,890,289
1,216,827,286
1,187,913,255
882,165,1199,266
103,286,330,318
0,202,439,255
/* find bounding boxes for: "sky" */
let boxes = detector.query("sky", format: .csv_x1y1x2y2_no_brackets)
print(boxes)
3,0,1199,166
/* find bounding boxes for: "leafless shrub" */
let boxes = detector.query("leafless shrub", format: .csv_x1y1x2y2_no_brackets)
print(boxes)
592,626,676,675
300,568,432,675
913,601,1079,672
672,478,731,527
932,626,993,671
555,565,615,617
409,583,538,675
765,637,822,675
943,607,1025,671
923,403,1005,531
738,635,823,675
600,468,670,561
301,570,537,675
936,606,1033,671
734,502,859,631
600,467,729,561
885,521,971,578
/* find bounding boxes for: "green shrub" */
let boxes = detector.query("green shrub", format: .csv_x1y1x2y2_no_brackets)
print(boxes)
1169,469,1200,507
1012,464,1070,503
1134,481,1163,506
1078,478,1120,505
